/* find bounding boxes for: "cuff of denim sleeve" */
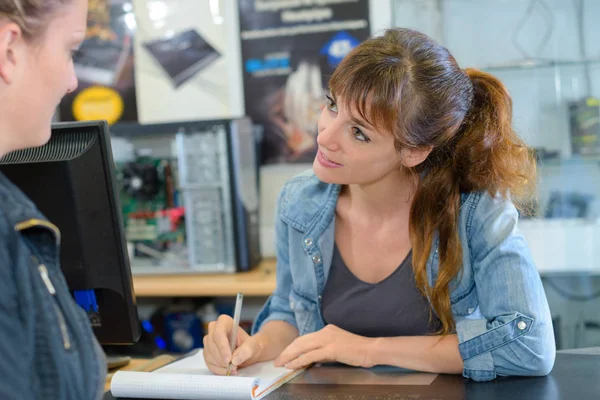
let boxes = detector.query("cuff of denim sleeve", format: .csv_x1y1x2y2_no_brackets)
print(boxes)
457,318,496,381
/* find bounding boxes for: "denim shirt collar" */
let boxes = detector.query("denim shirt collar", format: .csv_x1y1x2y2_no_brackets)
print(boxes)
280,179,341,238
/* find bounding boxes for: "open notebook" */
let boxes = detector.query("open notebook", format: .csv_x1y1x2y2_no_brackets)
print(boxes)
110,349,305,400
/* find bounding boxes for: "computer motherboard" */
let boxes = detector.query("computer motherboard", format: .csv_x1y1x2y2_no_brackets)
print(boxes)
115,156,186,259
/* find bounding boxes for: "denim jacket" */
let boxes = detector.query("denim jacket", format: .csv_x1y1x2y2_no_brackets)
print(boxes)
253,170,556,382
0,172,105,399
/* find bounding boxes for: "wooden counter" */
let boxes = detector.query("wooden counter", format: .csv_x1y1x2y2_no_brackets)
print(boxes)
132,259,276,297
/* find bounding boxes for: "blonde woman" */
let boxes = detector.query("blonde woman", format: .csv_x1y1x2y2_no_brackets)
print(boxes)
0,1,106,399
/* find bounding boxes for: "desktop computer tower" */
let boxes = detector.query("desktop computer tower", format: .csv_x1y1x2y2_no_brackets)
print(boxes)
111,118,261,274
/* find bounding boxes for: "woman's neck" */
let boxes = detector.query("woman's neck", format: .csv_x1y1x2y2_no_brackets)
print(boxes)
0,116,16,158
0,136,12,159
342,168,417,221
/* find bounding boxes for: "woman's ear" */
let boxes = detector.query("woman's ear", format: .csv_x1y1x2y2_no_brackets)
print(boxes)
400,145,433,168
0,22,24,85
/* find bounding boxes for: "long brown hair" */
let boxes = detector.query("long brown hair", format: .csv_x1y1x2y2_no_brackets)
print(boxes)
329,28,536,335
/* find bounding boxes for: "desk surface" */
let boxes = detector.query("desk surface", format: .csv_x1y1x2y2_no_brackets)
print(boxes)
105,349,600,400
266,352,600,399
132,259,276,297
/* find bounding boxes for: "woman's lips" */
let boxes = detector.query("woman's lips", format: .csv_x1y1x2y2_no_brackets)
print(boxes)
317,149,343,168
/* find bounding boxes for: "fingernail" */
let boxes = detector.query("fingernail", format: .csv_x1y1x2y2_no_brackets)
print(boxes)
232,356,240,366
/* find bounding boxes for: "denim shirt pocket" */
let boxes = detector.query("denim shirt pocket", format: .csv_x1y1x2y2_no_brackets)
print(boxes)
289,289,317,336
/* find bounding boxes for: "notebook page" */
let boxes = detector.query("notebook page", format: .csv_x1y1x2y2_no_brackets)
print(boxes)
156,348,299,388
236,358,296,384
110,371,257,400
154,349,212,375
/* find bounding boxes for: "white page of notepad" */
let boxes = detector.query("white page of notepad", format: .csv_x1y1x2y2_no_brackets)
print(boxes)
111,349,300,400
110,371,257,400
156,349,299,397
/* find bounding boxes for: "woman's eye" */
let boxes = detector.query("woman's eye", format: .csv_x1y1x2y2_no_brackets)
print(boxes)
352,127,370,143
325,95,337,112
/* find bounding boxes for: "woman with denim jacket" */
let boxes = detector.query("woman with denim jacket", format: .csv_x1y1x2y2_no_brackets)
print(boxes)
0,1,106,399
203,28,556,381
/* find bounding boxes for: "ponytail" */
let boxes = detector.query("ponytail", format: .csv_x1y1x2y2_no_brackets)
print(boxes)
410,68,536,335
456,68,536,203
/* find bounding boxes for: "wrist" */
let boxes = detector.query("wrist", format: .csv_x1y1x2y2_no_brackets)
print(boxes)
362,336,381,368
365,337,389,368
251,331,269,362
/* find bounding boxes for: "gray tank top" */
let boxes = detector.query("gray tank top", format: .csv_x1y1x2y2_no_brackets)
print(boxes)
321,244,441,337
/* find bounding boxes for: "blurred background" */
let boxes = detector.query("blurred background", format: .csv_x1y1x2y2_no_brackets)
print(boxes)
61,0,600,357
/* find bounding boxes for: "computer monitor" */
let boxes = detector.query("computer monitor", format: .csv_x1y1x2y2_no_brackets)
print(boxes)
0,120,140,345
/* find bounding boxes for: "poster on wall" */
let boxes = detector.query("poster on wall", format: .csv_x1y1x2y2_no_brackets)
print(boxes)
239,0,370,164
59,0,138,125
133,0,243,124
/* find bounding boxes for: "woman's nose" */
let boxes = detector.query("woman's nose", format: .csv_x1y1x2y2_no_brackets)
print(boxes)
317,120,341,152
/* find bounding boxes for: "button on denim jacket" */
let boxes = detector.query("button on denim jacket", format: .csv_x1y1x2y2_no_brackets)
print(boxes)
253,170,556,382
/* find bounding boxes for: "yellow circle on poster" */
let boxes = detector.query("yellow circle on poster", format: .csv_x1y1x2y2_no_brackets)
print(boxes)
72,86,124,125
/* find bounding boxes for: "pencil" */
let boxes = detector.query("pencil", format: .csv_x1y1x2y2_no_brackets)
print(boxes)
226,292,244,376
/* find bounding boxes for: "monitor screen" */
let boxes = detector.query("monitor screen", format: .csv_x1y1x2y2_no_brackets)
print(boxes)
0,120,140,345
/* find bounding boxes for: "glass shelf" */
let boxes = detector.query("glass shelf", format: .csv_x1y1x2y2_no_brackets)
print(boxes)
480,58,600,72
538,157,600,168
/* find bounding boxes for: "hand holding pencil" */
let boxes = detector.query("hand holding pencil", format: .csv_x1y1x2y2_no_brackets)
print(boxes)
202,293,264,375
